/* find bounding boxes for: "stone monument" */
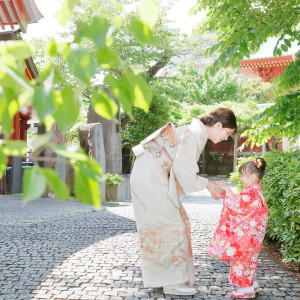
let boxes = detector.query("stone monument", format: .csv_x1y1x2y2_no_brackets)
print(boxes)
87,104,122,174
78,123,106,204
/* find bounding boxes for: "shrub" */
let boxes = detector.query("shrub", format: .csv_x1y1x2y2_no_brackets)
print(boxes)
229,150,300,263
105,173,123,186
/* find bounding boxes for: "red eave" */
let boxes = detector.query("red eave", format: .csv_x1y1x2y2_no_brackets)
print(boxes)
0,0,43,31
240,56,294,68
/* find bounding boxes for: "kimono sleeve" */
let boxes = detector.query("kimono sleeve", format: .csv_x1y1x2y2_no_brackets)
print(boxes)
172,129,208,194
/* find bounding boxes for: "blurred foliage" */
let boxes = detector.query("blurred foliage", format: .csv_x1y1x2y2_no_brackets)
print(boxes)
0,0,167,207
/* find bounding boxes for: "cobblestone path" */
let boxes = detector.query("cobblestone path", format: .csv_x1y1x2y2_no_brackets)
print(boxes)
0,191,299,300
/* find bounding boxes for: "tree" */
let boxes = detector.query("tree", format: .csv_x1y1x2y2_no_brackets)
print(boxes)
192,0,300,145
240,78,275,104
0,0,164,207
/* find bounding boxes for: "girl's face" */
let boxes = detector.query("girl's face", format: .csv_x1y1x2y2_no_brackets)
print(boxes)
209,122,235,144
240,171,259,188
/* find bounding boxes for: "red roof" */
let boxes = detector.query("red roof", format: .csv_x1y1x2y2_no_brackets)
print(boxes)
240,56,294,68
0,0,43,32
239,55,294,82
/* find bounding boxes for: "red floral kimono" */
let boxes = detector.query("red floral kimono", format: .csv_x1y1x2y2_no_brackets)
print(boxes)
208,183,268,287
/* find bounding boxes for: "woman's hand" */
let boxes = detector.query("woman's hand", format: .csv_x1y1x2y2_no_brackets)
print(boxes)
216,181,231,193
206,181,221,200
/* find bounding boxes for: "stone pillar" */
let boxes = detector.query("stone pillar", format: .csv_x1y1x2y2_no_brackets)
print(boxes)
11,156,22,194
117,174,131,201
78,123,106,204
37,123,68,196
87,104,122,174
283,135,300,152
283,136,291,152
38,124,67,169
262,142,267,154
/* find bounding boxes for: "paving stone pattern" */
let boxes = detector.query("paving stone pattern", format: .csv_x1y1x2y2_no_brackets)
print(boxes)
0,187,299,300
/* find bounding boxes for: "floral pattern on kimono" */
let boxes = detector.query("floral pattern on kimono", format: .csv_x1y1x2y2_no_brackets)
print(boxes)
208,183,268,287
144,123,178,173
138,225,187,269
230,252,259,287
131,118,209,287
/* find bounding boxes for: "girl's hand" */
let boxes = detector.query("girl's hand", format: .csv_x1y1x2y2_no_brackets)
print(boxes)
216,181,231,193
207,181,221,200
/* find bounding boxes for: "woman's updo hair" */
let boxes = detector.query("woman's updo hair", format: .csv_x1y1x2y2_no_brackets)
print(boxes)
200,107,237,134
238,157,267,180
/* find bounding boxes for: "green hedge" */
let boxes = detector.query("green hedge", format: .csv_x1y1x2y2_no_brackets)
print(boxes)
229,150,300,263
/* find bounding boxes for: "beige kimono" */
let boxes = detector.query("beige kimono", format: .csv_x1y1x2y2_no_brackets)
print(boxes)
130,118,209,287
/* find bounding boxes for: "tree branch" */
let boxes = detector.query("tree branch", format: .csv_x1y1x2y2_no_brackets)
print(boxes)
146,53,172,78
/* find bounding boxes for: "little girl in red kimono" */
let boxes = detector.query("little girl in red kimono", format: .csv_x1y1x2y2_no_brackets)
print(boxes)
208,158,268,298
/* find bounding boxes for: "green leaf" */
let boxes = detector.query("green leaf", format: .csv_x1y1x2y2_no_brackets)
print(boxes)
40,168,70,200
33,85,55,122
32,133,53,152
106,71,152,113
51,143,88,161
22,168,47,204
0,146,8,179
0,41,32,60
275,48,282,56
239,41,249,55
75,15,111,48
73,166,101,208
53,86,79,133
67,44,97,83
47,39,58,57
91,88,118,120
0,65,33,92
91,17,111,47
0,94,19,138
281,44,288,52
76,16,110,48
105,74,133,112
78,158,102,182
3,140,27,156
57,0,77,27
139,0,159,29
284,39,292,48
130,18,156,45
124,71,152,112
209,66,216,76
96,48,121,69
18,89,33,107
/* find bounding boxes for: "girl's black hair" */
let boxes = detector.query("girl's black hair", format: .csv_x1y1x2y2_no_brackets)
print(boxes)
238,157,267,180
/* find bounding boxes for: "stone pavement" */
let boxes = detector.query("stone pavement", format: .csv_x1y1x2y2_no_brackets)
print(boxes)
0,182,299,300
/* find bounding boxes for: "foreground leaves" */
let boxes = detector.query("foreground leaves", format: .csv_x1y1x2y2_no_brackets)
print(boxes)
0,0,161,207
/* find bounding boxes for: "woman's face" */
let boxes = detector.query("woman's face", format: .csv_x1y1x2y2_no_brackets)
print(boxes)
209,122,235,144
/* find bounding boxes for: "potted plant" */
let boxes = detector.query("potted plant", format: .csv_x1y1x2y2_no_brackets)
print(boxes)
105,173,123,201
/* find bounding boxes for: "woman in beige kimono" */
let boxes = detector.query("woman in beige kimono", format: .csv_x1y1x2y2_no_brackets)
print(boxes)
130,107,237,296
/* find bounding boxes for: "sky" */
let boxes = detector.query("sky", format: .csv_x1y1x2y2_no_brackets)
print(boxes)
23,0,202,40
23,0,64,40
21,0,299,57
